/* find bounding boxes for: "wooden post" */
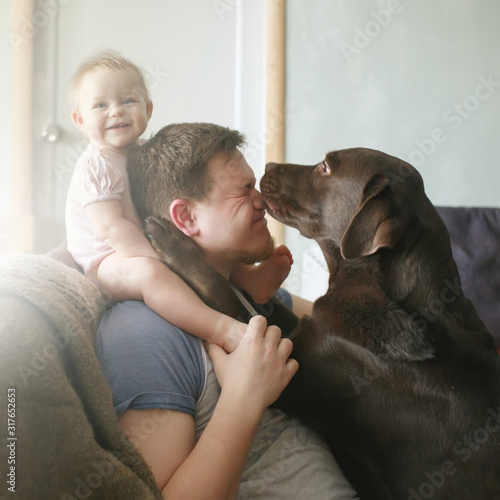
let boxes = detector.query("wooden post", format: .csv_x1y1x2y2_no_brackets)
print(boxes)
265,0,286,246
3,0,34,253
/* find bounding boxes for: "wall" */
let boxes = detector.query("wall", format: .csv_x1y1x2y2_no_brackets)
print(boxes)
0,4,12,225
284,0,500,299
4,1,497,299
2,0,267,253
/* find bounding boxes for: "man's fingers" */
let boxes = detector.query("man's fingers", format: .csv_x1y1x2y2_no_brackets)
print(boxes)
285,358,299,379
206,342,226,365
246,315,268,338
277,337,294,358
263,324,282,346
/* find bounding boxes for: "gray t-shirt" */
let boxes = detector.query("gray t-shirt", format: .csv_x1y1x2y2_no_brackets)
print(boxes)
97,292,358,499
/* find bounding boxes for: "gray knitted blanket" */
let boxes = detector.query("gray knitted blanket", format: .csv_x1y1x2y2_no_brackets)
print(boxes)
0,253,161,499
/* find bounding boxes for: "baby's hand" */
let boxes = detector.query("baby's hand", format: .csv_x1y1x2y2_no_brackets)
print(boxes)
207,316,298,413
212,316,247,353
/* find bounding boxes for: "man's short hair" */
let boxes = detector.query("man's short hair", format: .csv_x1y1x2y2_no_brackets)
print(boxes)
128,122,246,222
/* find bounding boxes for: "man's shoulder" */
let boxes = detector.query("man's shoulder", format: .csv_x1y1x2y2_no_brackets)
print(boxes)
97,301,206,417
97,301,203,371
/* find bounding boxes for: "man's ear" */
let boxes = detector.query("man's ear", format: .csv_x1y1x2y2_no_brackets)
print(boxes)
71,111,85,131
169,199,198,237
341,174,406,259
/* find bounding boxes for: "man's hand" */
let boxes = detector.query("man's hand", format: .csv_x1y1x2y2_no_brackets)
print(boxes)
207,315,298,413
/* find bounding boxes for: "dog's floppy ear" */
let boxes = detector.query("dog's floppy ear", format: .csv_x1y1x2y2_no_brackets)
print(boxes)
341,174,406,259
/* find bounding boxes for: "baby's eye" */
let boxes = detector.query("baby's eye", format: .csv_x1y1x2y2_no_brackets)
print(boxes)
94,103,106,109
123,98,134,104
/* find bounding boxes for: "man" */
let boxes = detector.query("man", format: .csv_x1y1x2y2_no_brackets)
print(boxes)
97,123,357,499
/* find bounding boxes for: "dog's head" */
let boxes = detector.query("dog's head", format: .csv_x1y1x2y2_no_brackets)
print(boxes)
261,148,437,260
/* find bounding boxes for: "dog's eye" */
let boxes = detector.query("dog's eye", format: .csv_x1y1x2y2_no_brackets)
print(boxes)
316,160,331,176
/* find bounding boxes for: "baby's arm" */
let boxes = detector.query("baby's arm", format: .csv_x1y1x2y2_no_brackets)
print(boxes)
140,261,246,352
86,200,158,259
230,244,293,304
88,200,245,352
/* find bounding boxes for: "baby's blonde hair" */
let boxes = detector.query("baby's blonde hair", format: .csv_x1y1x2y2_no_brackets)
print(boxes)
69,51,151,111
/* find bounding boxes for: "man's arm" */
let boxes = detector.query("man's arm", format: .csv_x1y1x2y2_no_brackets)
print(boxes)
119,410,195,492
118,316,297,500
119,397,261,499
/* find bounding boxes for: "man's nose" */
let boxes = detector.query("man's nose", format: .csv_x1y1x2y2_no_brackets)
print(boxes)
252,188,265,209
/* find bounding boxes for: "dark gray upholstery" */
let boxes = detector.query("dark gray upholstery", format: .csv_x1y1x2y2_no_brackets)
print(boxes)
437,207,500,346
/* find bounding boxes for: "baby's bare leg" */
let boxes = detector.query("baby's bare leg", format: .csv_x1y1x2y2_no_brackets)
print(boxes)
97,253,148,302
97,253,246,352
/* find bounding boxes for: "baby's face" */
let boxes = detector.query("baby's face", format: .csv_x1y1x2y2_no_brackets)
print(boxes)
71,68,152,154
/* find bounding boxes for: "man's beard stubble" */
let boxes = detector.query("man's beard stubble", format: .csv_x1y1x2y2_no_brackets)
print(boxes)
232,236,276,265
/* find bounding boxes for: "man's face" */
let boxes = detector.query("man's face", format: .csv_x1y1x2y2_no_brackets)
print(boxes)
191,151,274,273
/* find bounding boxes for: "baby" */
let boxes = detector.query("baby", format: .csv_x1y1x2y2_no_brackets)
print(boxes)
65,52,292,352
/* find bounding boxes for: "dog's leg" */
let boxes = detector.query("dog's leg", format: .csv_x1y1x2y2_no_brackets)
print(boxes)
145,216,251,322
144,217,299,333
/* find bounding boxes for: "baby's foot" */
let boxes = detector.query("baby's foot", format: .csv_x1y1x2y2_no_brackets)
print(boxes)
252,245,293,304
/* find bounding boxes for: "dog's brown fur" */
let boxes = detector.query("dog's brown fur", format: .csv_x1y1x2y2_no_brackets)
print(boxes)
259,148,500,500
146,147,500,499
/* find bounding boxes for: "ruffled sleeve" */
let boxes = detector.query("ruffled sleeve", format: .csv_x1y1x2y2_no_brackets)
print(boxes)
78,149,126,207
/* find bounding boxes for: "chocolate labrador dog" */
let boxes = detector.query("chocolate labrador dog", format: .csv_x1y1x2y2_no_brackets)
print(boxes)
146,148,500,500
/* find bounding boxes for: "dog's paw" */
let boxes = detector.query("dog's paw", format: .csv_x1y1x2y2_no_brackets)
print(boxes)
144,216,205,271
